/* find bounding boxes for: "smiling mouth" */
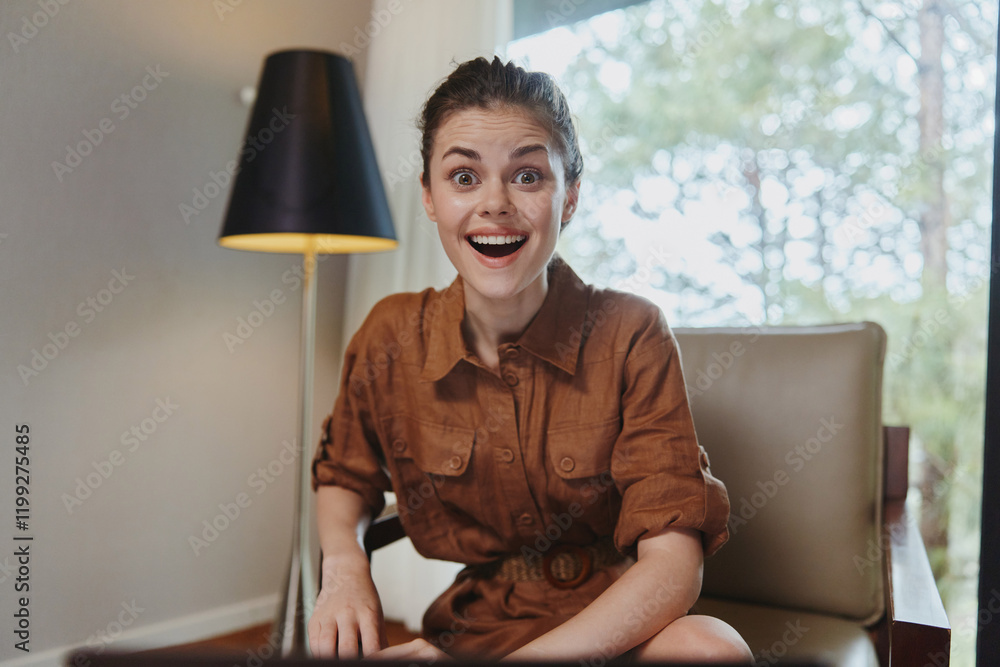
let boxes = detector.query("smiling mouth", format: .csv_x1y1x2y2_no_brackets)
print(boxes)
467,234,527,258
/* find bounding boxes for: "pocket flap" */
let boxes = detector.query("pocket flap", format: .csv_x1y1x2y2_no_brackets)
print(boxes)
382,415,475,477
547,418,620,479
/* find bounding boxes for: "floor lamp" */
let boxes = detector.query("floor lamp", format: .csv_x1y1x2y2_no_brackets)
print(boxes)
218,49,397,657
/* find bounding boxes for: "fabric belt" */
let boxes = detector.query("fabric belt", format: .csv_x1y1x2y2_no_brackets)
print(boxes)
477,537,626,589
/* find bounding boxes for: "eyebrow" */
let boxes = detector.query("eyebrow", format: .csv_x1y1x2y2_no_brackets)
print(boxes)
439,144,549,161
510,144,548,159
441,146,481,161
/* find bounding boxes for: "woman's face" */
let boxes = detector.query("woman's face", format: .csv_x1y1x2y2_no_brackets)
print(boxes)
421,107,579,307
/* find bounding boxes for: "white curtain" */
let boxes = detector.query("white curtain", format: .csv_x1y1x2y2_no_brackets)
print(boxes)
346,0,514,336
352,0,514,632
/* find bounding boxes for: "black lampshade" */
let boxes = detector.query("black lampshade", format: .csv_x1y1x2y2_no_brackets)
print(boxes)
219,49,397,254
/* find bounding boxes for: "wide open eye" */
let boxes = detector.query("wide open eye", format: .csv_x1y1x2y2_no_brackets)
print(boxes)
517,171,539,185
451,171,477,187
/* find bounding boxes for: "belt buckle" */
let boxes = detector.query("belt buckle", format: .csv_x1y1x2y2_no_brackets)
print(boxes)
542,544,592,589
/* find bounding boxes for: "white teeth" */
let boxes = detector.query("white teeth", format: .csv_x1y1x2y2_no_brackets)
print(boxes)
469,234,527,245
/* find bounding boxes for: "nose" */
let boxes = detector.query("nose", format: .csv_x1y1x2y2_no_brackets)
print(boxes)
479,178,515,217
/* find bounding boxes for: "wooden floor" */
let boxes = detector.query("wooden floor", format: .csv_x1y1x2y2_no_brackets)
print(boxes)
150,619,420,656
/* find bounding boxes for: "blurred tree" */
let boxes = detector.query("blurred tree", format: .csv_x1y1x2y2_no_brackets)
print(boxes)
512,0,995,661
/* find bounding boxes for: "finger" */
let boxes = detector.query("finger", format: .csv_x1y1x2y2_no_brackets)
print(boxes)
371,638,441,661
309,620,337,659
378,618,389,654
417,640,449,662
358,613,385,658
336,618,360,660
369,641,418,660
307,619,320,657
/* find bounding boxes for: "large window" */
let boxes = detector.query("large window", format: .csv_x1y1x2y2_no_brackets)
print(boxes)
510,2,996,664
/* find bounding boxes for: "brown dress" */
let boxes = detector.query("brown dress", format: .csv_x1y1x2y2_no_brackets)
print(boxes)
312,257,730,658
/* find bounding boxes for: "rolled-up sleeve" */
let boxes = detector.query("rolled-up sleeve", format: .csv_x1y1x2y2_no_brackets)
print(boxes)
611,316,730,558
311,340,390,519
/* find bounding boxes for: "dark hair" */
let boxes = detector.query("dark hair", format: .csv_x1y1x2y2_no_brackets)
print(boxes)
418,56,583,189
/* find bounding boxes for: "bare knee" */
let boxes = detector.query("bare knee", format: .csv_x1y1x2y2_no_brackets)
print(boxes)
634,615,752,663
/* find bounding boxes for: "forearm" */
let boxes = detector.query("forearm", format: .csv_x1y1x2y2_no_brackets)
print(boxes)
316,485,373,588
311,485,386,657
505,527,703,662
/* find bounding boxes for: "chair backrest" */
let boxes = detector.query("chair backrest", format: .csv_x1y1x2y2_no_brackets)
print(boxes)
673,322,886,624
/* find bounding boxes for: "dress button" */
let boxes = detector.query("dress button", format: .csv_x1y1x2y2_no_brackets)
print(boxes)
503,372,519,387
504,347,519,358
560,456,575,472
448,455,463,471
392,439,406,453
499,448,514,463
517,513,534,526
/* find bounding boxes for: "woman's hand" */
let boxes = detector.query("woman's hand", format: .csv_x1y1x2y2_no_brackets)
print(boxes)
308,557,387,658
310,486,388,659
369,638,451,663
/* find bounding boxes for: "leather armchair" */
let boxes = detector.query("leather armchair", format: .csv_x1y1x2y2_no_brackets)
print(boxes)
362,322,950,665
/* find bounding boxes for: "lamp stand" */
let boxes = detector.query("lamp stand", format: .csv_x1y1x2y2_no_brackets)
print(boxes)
274,245,319,657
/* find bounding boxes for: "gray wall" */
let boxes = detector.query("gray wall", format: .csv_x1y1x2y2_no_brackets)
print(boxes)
0,1,377,663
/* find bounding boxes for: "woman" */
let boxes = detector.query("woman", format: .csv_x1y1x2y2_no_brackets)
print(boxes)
309,56,751,663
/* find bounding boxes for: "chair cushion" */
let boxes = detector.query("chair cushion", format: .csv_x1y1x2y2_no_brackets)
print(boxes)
693,596,879,666
673,323,886,624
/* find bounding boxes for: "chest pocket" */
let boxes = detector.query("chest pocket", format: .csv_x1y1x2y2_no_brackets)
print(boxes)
545,418,622,533
547,418,620,478
380,415,480,542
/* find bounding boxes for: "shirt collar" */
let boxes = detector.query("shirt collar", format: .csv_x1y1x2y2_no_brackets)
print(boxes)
516,256,589,375
420,279,469,382
419,256,591,382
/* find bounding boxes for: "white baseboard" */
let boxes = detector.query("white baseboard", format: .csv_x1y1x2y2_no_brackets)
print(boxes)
2,594,279,667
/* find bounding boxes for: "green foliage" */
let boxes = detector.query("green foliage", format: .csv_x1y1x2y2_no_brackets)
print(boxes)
512,0,995,662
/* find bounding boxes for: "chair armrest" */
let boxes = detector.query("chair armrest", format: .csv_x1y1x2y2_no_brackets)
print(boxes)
363,506,405,559
870,426,951,665
879,499,952,664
